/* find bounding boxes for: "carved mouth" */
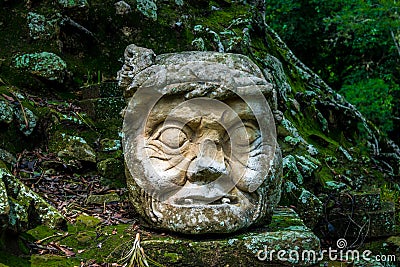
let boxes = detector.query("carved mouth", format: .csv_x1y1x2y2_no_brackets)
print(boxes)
173,193,239,206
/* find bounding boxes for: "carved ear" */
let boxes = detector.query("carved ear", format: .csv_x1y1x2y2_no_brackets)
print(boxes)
117,44,156,93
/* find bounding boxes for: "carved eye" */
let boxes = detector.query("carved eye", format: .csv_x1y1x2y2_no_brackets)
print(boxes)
158,127,188,149
245,127,260,144
230,123,260,147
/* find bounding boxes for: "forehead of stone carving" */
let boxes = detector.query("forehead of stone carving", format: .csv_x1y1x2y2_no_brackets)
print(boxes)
144,96,259,133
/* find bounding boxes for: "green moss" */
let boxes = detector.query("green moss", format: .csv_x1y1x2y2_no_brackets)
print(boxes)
0,250,30,267
163,252,181,263
31,255,81,267
75,214,101,228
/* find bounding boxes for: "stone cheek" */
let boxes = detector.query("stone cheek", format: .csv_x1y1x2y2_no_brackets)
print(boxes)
120,47,283,234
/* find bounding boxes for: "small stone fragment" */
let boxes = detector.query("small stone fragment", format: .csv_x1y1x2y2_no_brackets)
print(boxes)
115,1,131,15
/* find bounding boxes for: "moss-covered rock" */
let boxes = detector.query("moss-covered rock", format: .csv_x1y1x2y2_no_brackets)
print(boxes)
49,133,96,163
27,12,60,41
14,106,37,136
0,167,66,234
85,192,120,205
58,0,88,9
0,100,13,124
14,52,67,83
97,158,124,180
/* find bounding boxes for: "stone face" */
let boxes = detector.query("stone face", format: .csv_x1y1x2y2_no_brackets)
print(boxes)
120,46,282,234
14,52,67,83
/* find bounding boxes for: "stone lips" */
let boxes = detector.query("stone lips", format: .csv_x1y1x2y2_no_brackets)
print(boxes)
120,45,283,234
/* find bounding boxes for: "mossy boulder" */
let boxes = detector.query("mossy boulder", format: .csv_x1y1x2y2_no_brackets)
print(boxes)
49,132,96,163
14,52,67,83
58,0,88,9
97,158,124,180
0,167,66,234
27,12,60,40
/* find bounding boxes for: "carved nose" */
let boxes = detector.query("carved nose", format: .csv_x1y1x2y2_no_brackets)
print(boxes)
187,139,227,184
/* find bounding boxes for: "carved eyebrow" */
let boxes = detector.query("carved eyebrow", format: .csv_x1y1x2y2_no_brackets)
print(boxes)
227,120,259,132
150,120,193,139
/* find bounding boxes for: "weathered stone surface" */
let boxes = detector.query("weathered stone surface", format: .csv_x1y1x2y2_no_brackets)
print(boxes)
0,100,13,124
85,193,120,205
57,0,88,9
117,44,156,93
282,181,323,229
14,106,37,136
97,158,123,180
339,190,382,211
27,12,59,40
14,52,67,83
141,207,320,266
0,167,66,233
49,133,96,163
115,1,131,15
120,47,282,234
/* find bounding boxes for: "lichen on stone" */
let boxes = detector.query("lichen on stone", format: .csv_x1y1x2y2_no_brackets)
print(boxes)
27,12,59,40
58,0,88,8
136,0,157,20
51,133,96,163
14,106,37,136
14,52,67,83
0,100,13,124
283,155,303,184
0,167,65,232
324,180,350,192
100,139,121,152
339,146,353,161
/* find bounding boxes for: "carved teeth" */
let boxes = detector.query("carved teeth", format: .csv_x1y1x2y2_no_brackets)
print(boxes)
221,197,230,204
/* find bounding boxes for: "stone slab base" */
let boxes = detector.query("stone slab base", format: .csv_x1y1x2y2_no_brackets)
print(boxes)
141,207,321,266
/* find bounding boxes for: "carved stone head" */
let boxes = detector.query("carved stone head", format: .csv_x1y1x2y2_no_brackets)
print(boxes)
118,44,282,234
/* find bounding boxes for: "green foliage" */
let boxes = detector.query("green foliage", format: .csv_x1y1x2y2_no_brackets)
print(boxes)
340,78,399,132
265,0,400,141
